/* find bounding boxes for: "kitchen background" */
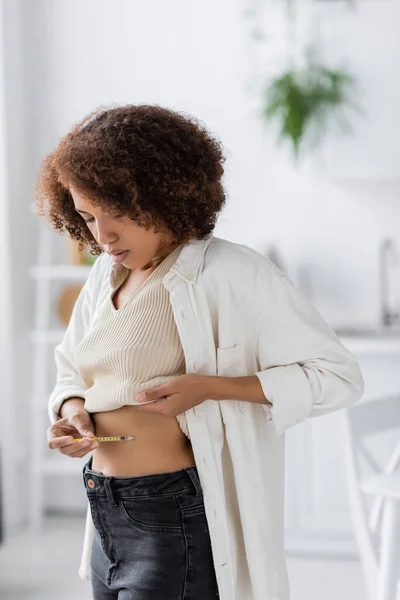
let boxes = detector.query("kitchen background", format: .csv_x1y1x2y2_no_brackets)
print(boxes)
0,1,399,599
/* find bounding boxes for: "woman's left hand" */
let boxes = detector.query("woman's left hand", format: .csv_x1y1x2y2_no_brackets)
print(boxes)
135,374,211,416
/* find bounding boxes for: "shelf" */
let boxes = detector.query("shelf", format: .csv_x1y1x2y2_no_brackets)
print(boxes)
334,326,400,354
29,265,91,281
39,456,89,475
29,329,66,344
336,336,400,355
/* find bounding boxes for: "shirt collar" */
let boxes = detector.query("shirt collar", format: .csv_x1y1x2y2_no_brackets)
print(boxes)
169,233,214,285
109,233,214,289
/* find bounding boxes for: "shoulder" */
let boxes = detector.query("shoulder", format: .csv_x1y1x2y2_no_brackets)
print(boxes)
84,252,114,296
203,236,286,289
88,251,113,278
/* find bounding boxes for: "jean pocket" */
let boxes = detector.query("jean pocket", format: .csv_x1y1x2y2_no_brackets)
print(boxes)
181,503,206,517
118,495,183,534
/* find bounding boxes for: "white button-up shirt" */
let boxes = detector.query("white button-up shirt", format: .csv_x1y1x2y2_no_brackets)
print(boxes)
48,234,364,600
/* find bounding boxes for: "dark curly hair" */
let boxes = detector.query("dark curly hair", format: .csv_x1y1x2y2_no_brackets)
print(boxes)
35,104,227,255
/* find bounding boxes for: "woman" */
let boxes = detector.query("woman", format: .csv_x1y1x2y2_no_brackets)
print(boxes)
39,105,364,600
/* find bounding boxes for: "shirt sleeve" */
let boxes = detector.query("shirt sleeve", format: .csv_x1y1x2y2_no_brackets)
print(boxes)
47,254,107,424
255,266,365,437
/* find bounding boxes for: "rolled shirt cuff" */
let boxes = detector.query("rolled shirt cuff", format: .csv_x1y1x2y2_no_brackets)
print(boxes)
255,364,313,437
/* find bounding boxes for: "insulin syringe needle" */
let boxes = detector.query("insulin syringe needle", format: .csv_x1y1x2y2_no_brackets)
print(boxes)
72,435,136,443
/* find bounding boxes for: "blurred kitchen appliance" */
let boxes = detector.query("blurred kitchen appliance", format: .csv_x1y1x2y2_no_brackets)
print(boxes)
379,238,400,328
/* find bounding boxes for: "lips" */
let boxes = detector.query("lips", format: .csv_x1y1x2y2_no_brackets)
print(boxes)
109,249,128,256
110,250,129,263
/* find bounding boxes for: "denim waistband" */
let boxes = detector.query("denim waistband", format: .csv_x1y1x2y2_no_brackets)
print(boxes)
82,455,203,506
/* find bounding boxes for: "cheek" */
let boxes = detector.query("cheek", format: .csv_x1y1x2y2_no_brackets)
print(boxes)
129,227,160,248
86,223,97,237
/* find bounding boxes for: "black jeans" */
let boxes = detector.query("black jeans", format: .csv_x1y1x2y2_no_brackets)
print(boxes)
83,456,220,599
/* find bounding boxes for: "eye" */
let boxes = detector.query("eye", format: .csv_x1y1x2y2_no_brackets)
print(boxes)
84,217,95,224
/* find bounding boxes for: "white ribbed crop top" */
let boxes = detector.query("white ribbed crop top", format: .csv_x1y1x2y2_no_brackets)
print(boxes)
73,244,190,438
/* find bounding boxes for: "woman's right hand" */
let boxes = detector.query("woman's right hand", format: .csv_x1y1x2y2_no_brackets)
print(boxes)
47,409,100,458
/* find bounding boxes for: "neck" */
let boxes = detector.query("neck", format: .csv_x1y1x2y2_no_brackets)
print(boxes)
142,241,180,272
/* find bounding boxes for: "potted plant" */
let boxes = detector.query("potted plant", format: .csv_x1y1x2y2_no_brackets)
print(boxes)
67,237,97,266
262,51,359,160
244,3,361,161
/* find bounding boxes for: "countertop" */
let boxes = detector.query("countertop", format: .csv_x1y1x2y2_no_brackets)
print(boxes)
333,326,400,354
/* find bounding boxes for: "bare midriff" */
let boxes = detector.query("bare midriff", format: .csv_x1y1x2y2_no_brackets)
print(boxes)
90,256,196,477
90,405,196,477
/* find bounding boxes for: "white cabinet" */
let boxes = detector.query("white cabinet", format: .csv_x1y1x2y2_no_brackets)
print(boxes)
29,220,93,530
284,335,400,557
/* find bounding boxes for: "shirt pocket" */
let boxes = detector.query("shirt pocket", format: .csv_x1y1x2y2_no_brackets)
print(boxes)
216,344,247,414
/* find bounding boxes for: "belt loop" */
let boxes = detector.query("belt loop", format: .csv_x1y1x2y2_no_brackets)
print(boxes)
82,457,92,485
104,477,118,507
185,467,203,497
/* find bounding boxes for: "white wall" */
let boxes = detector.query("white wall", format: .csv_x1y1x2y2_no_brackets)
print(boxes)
41,0,399,326
0,0,16,539
1,0,39,535
3,0,400,523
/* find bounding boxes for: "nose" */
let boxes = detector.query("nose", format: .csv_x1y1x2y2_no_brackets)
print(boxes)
95,220,118,246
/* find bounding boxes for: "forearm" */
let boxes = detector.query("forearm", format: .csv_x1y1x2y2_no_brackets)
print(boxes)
59,397,86,419
207,376,273,406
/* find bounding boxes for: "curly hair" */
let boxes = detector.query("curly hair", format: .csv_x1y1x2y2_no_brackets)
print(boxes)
35,104,227,255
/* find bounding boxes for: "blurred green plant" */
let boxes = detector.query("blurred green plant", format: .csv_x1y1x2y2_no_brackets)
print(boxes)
262,59,359,160
83,248,97,266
